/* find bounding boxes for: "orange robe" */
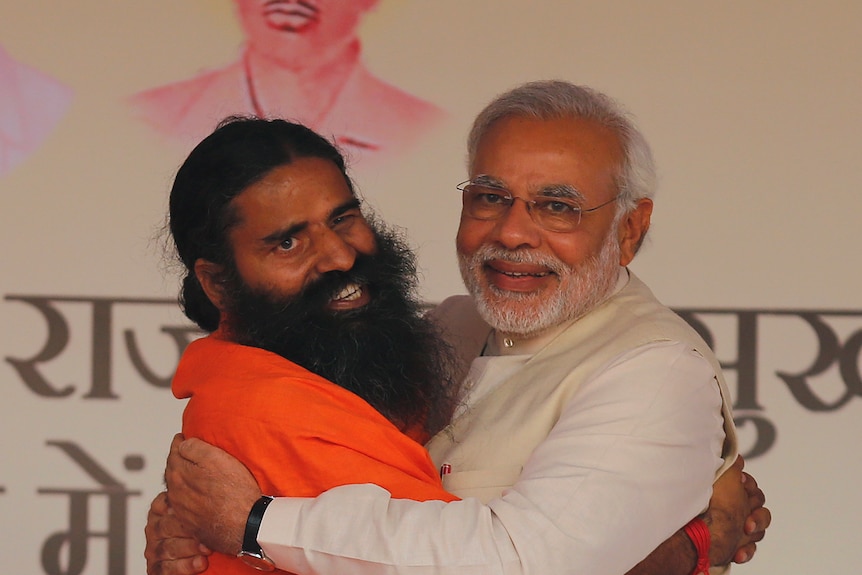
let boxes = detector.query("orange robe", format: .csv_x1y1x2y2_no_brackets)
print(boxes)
173,332,457,574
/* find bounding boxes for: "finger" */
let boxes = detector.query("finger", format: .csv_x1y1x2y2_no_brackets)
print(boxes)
741,470,759,490
166,439,194,492
177,436,215,464
144,528,211,569
745,506,772,536
733,542,756,564
148,555,209,575
155,536,208,561
149,492,170,518
146,493,183,545
745,483,766,511
170,433,185,457
151,511,197,539
746,528,765,544
167,434,194,473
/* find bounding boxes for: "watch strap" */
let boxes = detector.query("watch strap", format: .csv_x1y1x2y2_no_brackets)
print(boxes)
238,495,275,571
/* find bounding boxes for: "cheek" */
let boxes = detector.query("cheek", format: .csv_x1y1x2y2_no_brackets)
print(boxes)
544,235,597,269
231,248,301,294
352,223,379,256
230,249,259,284
255,269,309,299
234,260,276,291
456,217,491,256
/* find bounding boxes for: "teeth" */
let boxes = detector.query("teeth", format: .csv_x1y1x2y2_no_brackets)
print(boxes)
504,271,550,278
332,283,362,301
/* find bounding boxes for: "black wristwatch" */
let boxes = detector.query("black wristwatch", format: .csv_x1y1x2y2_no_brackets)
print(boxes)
237,495,276,571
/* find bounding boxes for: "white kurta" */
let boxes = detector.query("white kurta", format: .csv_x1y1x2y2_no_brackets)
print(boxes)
257,270,732,575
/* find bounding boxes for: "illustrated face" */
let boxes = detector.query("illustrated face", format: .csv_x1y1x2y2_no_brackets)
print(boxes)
235,0,379,65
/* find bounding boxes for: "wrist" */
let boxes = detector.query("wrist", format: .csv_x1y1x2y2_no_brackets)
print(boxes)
237,495,275,572
684,517,711,575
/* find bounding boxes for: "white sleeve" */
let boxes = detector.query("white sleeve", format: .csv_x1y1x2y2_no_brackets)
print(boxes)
258,341,726,575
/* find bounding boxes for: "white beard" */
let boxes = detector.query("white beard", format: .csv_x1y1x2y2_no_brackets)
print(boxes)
458,228,621,337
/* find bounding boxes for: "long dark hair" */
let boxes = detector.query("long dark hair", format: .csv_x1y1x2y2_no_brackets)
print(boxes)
168,116,353,331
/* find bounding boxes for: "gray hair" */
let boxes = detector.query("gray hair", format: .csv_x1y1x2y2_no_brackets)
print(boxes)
466,80,657,215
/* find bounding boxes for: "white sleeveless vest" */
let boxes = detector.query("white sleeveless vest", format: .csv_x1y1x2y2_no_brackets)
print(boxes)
427,272,738,503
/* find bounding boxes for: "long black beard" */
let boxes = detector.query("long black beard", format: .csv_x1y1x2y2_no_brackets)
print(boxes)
224,223,457,437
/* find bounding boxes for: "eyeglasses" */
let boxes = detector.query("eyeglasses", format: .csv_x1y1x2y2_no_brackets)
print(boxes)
457,180,620,232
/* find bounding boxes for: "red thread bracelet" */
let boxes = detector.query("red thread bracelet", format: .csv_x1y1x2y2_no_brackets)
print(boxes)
684,517,711,575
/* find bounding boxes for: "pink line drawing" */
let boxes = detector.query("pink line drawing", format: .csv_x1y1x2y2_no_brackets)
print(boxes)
131,1,446,164
0,46,73,177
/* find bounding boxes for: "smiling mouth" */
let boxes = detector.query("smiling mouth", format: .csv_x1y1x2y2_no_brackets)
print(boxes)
486,263,554,279
332,283,363,302
496,270,551,278
326,282,372,311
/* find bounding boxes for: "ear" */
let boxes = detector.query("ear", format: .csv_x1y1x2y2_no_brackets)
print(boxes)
194,259,228,313
618,198,653,266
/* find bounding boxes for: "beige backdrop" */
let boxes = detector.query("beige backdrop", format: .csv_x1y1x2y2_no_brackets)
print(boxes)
1,1,859,573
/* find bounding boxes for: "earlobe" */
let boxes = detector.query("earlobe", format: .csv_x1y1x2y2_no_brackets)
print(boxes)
194,259,228,312
618,198,653,266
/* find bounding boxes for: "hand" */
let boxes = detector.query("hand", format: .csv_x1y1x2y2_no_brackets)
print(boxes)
735,465,771,564
164,433,262,555
144,491,211,575
705,456,771,567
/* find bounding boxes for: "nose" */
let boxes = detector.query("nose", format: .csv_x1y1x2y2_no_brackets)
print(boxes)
493,198,542,250
313,228,358,274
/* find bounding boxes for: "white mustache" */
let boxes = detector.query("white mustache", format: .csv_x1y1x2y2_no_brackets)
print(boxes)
472,245,569,276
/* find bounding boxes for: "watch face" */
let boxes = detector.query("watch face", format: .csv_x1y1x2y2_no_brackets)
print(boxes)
238,551,276,572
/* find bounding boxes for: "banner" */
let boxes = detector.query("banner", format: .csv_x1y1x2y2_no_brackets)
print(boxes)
2,2,859,573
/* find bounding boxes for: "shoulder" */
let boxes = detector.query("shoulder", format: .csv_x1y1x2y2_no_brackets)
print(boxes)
564,341,724,447
128,62,247,141
428,295,490,386
322,64,447,155
430,295,479,324
600,340,717,387
349,66,446,124
130,63,240,109
429,295,489,351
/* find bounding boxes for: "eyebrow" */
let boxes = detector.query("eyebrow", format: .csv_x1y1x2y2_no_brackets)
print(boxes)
535,184,586,203
260,197,362,245
471,174,507,189
472,174,586,203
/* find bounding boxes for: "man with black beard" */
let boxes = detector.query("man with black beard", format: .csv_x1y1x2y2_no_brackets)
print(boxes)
165,116,458,573
221,223,455,436
210,221,460,442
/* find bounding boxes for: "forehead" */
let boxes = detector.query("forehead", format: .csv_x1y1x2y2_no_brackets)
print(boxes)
472,115,623,198
231,157,353,228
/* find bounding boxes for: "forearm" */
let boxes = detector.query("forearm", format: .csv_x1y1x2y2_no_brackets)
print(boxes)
626,454,755,575
260,488,520,575
258,393,721,573
259,488,518,574
258,345,726,575
260,473,705,575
